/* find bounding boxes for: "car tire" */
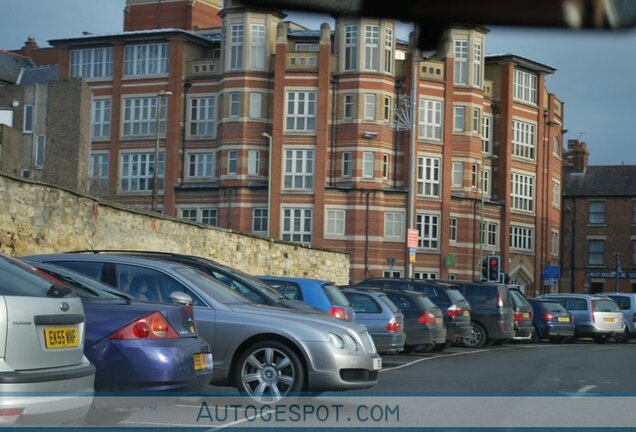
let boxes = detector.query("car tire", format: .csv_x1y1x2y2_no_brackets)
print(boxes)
594,335,607,344
548,336,562,344
234,340,305,402
463,323,487,349
529,327,540,343
617,329,630,344
403,344,418,354
420,343,435,353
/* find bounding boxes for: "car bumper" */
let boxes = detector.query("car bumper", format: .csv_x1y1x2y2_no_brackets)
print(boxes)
513,323,534,340
575,323,626,337
302,341,381,391
446,320,473,340
0,359,94,425
488,320,516,340
87,337,213,392
405,325,446,346
369,332,406,354
543,323,576,338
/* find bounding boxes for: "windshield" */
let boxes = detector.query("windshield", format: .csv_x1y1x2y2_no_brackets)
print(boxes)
32,264,124,300
0,255,75,298
593,298,621,312
322,283,350,307
175,266,253,304
540,300,568,314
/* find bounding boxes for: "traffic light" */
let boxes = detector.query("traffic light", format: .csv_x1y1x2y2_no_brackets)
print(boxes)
480,259,488,281
487,256,501,282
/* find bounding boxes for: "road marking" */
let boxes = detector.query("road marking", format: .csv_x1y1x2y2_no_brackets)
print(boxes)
380,349,490,372
578,384,598,394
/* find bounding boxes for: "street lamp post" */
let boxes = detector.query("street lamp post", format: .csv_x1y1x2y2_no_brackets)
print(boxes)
152,90,172,212
479,153,498,279
262,132,273,238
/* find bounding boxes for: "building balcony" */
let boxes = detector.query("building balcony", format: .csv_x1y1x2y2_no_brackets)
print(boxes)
188,59,220,77
286,52,319,71
420,60,445,81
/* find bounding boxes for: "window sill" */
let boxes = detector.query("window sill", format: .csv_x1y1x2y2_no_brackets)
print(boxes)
586,224,607,228
511,156,537,165
122,74,169,80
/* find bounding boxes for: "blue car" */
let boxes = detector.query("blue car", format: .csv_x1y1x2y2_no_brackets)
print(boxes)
24,260,213,392
258,276,355,321
528,298,576,343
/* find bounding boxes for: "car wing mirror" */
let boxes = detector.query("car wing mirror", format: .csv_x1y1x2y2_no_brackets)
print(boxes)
169,291,193,306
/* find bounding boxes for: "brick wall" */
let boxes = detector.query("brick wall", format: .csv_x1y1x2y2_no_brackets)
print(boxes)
0,174,351,284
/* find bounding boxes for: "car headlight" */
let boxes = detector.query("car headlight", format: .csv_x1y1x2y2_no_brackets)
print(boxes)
328,332,358,351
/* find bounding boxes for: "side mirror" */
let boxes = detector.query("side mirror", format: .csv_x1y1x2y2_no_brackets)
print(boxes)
169,291,193,306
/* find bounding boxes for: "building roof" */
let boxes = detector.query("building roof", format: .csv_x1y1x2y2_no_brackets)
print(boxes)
17,65,60,85
48,28,214,47
0,50,34,84
486,53,556,74
564,165,636,197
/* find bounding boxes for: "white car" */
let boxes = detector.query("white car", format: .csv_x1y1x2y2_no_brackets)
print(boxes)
0,254,95,425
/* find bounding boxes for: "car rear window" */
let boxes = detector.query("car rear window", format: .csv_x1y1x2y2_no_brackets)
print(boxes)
386,293,416,310
412,294,437,311
510,290,530,308
322,283,350,307
460,285,499,307
379,294,400,314
445,288,466,304
540,301,568,313
593,298,621,312
606,295,631,310
0,257,75,298
562,298,588,311
345,292,381,313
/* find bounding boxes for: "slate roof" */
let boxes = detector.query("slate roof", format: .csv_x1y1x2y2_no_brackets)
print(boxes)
0,50,34,84
486,53,556,74
564,165,636,197
48,28,213,46
17,65,60,85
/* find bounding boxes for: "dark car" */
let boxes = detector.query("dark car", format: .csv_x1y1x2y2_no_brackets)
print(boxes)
355,278,471,349
258,276,355,321
341,288,406,354
508,287,534,342
527,298,575,343
359,288,446,353
447,281,515,348
67,250,319,313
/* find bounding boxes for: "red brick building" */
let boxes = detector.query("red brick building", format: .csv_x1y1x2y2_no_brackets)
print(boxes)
562,140,636,293
9,0,564,292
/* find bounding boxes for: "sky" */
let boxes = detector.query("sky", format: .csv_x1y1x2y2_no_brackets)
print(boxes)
1,0,635,166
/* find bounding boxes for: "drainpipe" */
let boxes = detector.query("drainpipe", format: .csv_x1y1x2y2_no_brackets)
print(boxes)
330,75,338,186
180,79,191,185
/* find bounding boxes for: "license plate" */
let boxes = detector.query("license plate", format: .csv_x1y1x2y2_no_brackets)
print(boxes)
604,317,617,323
523,312,530,319
372,357,382,370
558,316,570,322
44,327,79,349
193,353,212,371
435,317,443,324
463,310,470,317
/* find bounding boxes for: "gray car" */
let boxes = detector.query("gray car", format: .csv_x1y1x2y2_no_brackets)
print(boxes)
539,293,625,343
0,254,95,425
595,293,635,342
25,253,381,401
341,288,406,354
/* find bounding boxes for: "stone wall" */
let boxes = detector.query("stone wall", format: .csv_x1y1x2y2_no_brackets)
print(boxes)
0,174,351,283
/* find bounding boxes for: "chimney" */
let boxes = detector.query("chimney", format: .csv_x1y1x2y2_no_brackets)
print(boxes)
22,37,38,57
566,139,589,173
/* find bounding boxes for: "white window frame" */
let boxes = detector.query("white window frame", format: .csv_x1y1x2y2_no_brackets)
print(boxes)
364,94,376,120
286,91,316,132
418,99,442,141
511,172,535,213
553,136,561,157
180,207,218,226
189,96,216,137
483,167,491,196
123,43,169,76
416,213,439,250
186,151,214,179
342,151,353,177
284,149,314,190
122,96,167,137
325,208,346,237
92,99,111,139
513,69,538,104
34,134,46,169
510,225,534,252
249,92,262,119
344,94,355,119
384,212,404,238
482,115,492,153
472,107,480,134
512,120,536,160
384,27,393,74
552,179,561,209
382,153,389,179
227,149,238,175
452,162,463,188
250,24,266,70
252,208,268,235
415,272,438,280
362,151,375,178
248,150,260,176
454,39,468,85
551,230,560,258
449,217,458,242
70,47,113,79
417,156,441,198
480,221,498,247
230,24,244,70
473,41,482,87
23,104,34,134
344,25,358,71
454,106,466,132
120,151,164,193
89,153,109,180
229,92,240,118
588,239,604,266
282,207,313,244
471,163,478,188
589,201,605,225
383,96,391,121
363,25,380,71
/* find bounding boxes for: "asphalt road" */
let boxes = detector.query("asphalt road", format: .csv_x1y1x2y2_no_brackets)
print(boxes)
118,340,636,429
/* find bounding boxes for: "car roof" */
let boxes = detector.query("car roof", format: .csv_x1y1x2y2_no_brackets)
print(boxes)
353,286,426,297
26,252,193,272
258,276,331,284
